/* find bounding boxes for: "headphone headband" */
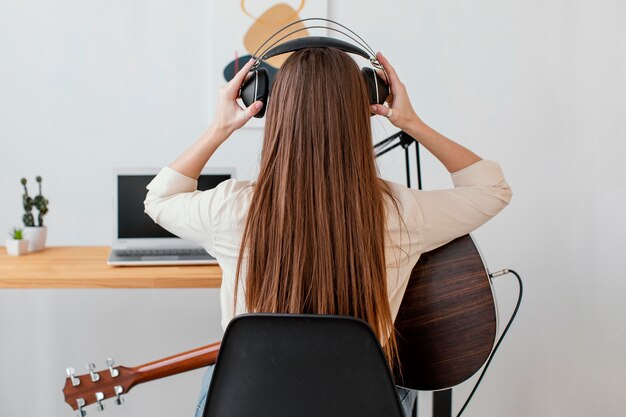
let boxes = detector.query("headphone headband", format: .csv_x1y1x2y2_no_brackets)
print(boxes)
262,36,370,61
252,25,376,69
251,17,377,60
251,19,388,84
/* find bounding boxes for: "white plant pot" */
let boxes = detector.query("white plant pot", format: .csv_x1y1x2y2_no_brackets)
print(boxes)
5,238,29,256
23,226,47,252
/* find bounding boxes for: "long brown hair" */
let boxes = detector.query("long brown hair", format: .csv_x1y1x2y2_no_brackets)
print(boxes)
236,47,398,365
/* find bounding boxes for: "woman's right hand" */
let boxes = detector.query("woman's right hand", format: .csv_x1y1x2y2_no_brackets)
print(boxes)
370,52,420,132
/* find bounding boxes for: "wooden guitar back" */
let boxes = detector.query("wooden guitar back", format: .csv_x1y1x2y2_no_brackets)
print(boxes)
394,234,497,390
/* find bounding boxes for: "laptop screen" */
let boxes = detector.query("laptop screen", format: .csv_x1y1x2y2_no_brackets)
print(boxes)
117,174,231,239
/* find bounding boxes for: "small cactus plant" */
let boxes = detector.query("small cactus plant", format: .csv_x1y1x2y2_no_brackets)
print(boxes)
9,227,23,240
21,176,49,227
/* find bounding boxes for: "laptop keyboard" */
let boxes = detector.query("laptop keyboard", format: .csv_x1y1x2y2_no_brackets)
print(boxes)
115,248,209,257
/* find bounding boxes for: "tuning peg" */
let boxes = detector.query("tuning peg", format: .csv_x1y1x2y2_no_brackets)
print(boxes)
86,363,100,382
66,367,81,386
76,398,86,417
95,392,105,412
114,385,124,405
106,358,119,377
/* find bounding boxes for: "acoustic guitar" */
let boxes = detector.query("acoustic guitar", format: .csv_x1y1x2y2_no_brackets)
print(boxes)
62,234,497,415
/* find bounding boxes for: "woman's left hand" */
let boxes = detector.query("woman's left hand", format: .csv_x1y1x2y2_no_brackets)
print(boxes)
211,58,264,137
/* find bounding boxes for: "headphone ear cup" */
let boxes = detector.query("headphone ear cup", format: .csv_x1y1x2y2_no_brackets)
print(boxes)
239,67,269,118
361,67,389,105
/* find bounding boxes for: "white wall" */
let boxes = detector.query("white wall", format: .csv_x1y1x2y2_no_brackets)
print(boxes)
1,1,625,416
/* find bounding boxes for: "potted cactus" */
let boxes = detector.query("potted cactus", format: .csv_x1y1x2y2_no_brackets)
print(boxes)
6,227,29,256
21,176,49,252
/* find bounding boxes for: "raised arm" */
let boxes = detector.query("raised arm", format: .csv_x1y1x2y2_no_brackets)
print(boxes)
169,58,264,179
143,59,263,246
370,52,512,252
370,52,481,173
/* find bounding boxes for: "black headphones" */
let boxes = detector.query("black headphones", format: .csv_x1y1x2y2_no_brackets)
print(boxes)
239,18,390,118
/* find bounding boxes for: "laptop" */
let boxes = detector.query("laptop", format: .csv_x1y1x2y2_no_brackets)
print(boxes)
107,167,235,266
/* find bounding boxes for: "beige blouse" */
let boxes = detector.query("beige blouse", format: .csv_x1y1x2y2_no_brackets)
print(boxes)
144,160,512,330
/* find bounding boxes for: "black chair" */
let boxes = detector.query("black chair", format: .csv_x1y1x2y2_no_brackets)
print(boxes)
202,314,404,417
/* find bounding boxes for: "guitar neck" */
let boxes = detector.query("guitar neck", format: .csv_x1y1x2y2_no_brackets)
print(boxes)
63,341,222,411
131,341,221,386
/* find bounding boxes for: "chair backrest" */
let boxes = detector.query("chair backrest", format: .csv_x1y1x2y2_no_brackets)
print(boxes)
202,314,404,417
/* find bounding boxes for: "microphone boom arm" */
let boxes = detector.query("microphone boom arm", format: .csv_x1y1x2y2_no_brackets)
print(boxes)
374,131,422,189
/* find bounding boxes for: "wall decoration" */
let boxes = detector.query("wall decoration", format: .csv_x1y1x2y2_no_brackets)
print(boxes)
213,1,328,128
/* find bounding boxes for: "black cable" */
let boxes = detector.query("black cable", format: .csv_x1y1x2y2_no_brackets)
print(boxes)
456,269,523,417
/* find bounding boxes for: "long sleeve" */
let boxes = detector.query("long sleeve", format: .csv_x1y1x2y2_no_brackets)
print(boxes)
143,167,236,251
410,159,513,253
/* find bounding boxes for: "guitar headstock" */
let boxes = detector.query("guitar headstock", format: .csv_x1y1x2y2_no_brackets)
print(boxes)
63,358,135,416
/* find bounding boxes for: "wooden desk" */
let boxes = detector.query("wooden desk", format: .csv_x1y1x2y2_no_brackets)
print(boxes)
0,247,222,288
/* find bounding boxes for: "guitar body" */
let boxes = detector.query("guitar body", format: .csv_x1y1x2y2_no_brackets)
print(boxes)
394,234,497,391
